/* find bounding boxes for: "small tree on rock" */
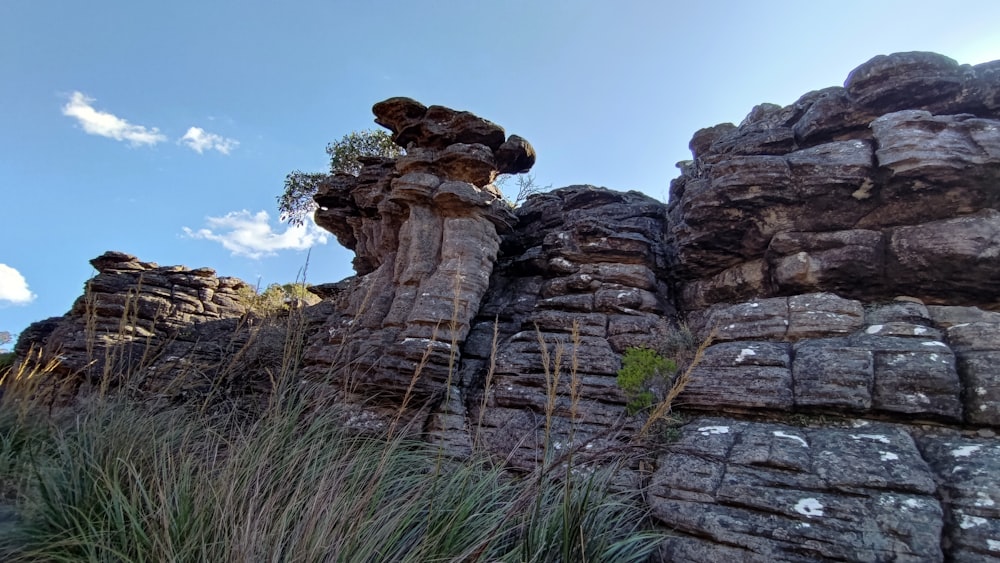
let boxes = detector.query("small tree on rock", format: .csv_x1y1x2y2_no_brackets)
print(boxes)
278,129,402,226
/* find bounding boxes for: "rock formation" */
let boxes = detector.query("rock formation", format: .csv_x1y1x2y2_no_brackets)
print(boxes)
14,52,1000,562
301,97,533,417
13,251,271,401
655,51,1000,562
668,51,1000,311
445,186,674,463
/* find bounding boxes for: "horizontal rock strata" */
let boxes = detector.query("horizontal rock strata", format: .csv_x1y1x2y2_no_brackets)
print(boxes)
14,52,1000,562
302,98,535,415
14,251,264,399
669,51,1000,311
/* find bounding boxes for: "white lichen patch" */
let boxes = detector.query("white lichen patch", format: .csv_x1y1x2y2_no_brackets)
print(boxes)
773,431,808,447
401,337,452,350
921,341,948,348
852,419,871,428
794,498,824,518
977,387,988,396
903,498,924,510
907,392,931,405
866,324,884,334
988,539,1000,552
698,426,730,436
914,326,928,335
850,434,891,444
880,451,899,461
975,492,995,508
951,445,982,458
735,348,757,363
549,257,574,270
960,514,988,529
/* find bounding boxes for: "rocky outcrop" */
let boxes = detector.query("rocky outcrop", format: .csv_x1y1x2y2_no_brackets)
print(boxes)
302,98,534,413
13,251,267,400
669,51,1000,311
13,53,1000,562
652,52,1000,562
443,186,674,464
652,418,945,561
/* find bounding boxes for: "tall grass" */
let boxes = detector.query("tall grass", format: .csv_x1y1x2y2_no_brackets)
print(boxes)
0,306,662,562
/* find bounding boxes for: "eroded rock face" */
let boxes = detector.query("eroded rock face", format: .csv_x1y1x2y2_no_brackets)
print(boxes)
669,51,1000,311
656,52,1000,563
652,418,944,562
13,251,264,400
302,98,534,411
441,186,674,465
14,53,1000,562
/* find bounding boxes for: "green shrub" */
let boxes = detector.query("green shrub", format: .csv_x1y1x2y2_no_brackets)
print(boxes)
616,347,676,415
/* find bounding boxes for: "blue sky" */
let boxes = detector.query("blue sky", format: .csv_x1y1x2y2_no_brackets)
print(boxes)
1,0,999,345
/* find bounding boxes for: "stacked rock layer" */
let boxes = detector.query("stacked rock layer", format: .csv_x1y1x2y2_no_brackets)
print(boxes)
15,53,1000,562
302,97,535,411
14,251,263,399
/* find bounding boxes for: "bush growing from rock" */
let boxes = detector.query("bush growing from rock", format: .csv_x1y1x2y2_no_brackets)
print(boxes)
616,347,676,414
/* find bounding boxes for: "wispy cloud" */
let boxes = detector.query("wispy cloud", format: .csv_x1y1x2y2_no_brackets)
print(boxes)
61,91,167,146
0,264,36,306
182,210,328,259
180,126,239,155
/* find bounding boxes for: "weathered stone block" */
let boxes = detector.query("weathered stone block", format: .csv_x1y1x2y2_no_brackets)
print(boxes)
793,338,874,409
956,351,1000,426
651,418,943,562
919,435,1000,562
867,338,963,420
682,343,793,410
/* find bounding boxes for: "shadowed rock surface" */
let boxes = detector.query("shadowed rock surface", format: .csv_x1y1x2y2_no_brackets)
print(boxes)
12,251,275,401
14,53,1000,562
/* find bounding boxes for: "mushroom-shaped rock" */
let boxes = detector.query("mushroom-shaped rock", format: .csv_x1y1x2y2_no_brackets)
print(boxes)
372,97,427,140
495,134,536,174
373,97,506,151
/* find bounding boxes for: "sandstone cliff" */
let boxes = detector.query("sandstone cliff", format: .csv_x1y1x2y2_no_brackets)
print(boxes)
15,52,1000,562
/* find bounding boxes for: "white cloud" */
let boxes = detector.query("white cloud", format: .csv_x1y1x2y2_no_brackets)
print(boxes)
61,91,167,146
180,126,239,155
183,210,328,259
0,264,36,306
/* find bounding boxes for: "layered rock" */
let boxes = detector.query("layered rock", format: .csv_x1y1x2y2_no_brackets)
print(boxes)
13,251,265,399
654,52,1000,562
652,418,944,561
442,186,674,464
13,52,1000,562
302,98,535,414
669,51,1000,311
